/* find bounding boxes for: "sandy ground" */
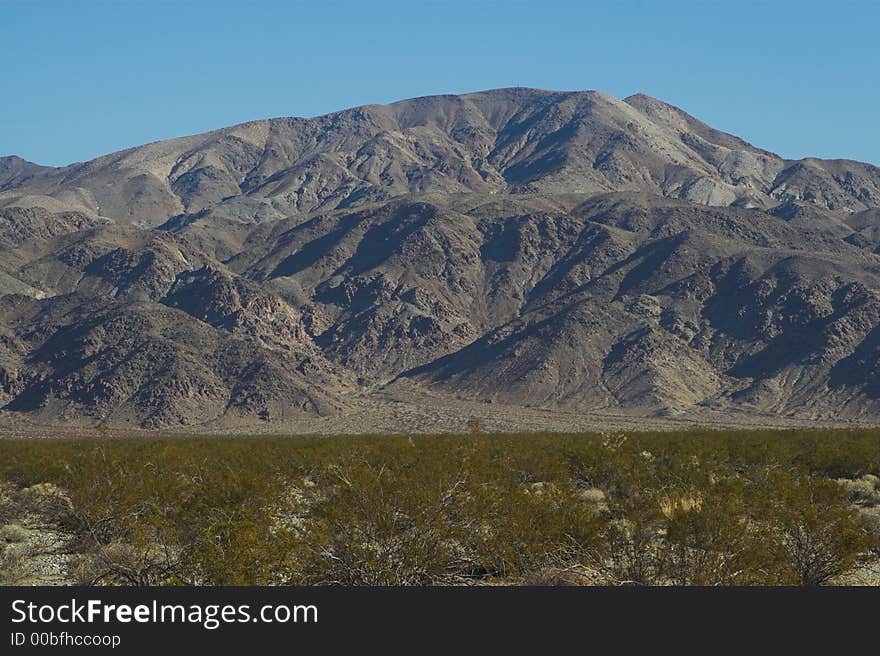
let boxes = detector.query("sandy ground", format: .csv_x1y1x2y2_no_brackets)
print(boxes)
0,384,873,440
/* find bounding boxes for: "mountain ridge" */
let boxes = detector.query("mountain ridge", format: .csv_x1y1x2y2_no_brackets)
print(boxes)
2,88,880,431
5,88,879,227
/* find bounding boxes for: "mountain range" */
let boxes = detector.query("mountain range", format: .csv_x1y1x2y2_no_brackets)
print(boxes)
3,87,880,431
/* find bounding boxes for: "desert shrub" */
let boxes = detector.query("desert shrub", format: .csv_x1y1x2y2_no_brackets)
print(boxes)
0,544,27,585
865,503,880,525
0,483,19,525
17,483,73,525
661,478,779,585
286,437,604,584
172,464,298,585
0,428,877,586
1,523,29,544
457,437,604,580
466,418,483,435
291,456,468,585
596,492,667,585
71,541,176,586
465,478,603,580
861,508,880,555
836,475,880,507
761,472,872,586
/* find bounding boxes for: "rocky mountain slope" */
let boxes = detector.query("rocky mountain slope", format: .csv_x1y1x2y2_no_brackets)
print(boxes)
2,88,880,430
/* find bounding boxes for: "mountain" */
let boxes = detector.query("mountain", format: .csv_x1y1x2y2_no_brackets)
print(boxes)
6,88,880,227
2,88,880,431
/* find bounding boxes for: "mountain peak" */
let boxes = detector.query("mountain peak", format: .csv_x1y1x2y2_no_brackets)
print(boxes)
0,156,55,191
5,87,878,227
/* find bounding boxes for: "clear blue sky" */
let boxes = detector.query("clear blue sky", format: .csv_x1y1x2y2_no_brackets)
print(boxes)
3,0,878,167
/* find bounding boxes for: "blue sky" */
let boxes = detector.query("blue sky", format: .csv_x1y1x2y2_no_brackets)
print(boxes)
2,0,878,167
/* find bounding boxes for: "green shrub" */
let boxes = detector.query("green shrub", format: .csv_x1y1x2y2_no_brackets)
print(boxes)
761,472,872,586
0,428,877,586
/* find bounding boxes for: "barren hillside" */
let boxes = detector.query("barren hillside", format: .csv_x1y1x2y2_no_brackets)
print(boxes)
2,88,880,430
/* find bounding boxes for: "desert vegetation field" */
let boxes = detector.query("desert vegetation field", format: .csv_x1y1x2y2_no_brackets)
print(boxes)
1,428,879,586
